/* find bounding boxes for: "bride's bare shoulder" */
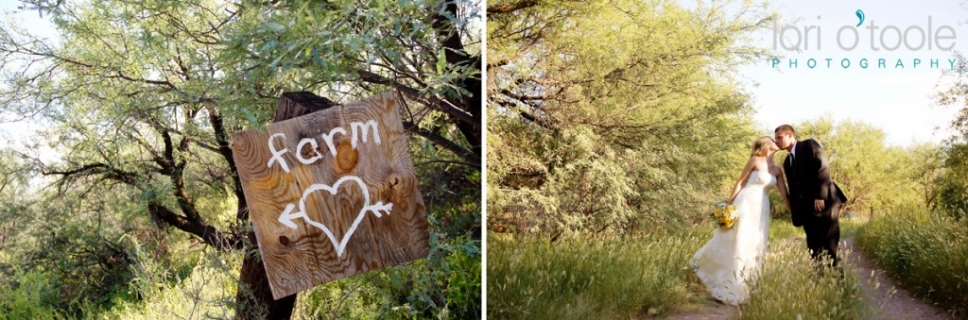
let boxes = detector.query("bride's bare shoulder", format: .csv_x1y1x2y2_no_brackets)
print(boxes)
768,164,783,176
750,155,770,169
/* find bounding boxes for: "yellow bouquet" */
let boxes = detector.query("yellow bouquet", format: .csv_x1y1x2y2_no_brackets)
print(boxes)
710,202,737,230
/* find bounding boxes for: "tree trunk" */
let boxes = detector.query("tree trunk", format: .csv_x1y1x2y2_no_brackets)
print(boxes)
235,92,339,319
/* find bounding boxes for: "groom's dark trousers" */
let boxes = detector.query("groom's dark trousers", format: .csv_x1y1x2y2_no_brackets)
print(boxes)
783,139,848,267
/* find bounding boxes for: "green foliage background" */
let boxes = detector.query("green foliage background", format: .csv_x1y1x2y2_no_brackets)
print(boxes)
487,0,772,238
0,0,481,318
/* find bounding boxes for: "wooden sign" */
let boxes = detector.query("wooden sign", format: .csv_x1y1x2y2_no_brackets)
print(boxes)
231,92,429,300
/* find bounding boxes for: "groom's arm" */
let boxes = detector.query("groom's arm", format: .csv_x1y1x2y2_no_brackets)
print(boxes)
810,140,832,203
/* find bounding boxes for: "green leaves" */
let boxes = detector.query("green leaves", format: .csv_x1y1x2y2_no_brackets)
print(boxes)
265,21,286,32
436,48,448,74
488,0,771,237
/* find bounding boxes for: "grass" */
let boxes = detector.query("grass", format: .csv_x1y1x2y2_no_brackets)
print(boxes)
487,229,709,319
768,217,863,240
767,219,802,240
740,238,868,319
857,209,968,318
98,239,240,320
487,219,871,319
742,217,868,319
839,218,864,238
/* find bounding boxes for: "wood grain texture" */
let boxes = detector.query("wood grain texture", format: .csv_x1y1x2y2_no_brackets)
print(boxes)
231,92,429,300
235,92,332,318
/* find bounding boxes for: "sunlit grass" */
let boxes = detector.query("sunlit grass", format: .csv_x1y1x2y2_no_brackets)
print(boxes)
767,219,802,240
740,218,869,319
839,218,864,238
488,218,872,319
857,209,968,317
739,238,868,319
768,216,863,240
487,229,709,319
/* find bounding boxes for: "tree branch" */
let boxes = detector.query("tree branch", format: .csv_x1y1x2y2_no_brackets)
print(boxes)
148,201,241,251
207,107,249,228
402,121,480,168
487,0,539,15
43,161,240,251
356,69,474,125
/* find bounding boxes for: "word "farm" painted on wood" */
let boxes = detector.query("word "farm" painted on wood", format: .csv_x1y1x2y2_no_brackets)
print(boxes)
231,92,429,300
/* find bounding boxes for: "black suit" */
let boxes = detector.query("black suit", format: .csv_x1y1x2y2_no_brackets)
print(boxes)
783,139,848,266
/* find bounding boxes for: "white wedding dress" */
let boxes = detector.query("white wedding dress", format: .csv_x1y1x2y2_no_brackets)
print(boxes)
691,169,774,305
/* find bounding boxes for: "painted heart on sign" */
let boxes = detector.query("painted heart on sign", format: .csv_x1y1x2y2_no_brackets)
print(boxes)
278,175,393,257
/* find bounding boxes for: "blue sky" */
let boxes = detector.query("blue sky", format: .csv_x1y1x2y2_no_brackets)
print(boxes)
0,2,58,151
738,0,967,146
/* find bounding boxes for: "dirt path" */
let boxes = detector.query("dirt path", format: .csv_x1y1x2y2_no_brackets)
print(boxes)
842,236,952,320
663,237,951,320
662,302,736,320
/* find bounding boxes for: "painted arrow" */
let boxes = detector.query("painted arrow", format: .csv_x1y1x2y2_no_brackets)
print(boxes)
278,175,393,257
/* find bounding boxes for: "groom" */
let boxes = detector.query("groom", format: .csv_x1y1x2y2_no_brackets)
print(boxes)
774,125,848,267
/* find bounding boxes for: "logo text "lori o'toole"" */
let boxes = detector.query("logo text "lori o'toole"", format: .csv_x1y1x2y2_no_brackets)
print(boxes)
772,14,957,52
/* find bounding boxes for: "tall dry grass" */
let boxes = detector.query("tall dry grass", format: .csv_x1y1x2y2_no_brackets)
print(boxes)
487,229,709,319
488,220,871,319
857,209,968,317
740,237,868,319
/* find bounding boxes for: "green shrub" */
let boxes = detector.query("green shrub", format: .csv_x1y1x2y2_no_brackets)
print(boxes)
100,239,239,320
0,267,66,320
292,234,481,319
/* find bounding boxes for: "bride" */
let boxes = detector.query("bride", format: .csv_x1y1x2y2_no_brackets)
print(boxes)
691,136,792,305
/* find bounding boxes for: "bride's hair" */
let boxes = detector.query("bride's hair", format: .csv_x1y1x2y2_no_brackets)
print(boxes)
751,136,775,157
